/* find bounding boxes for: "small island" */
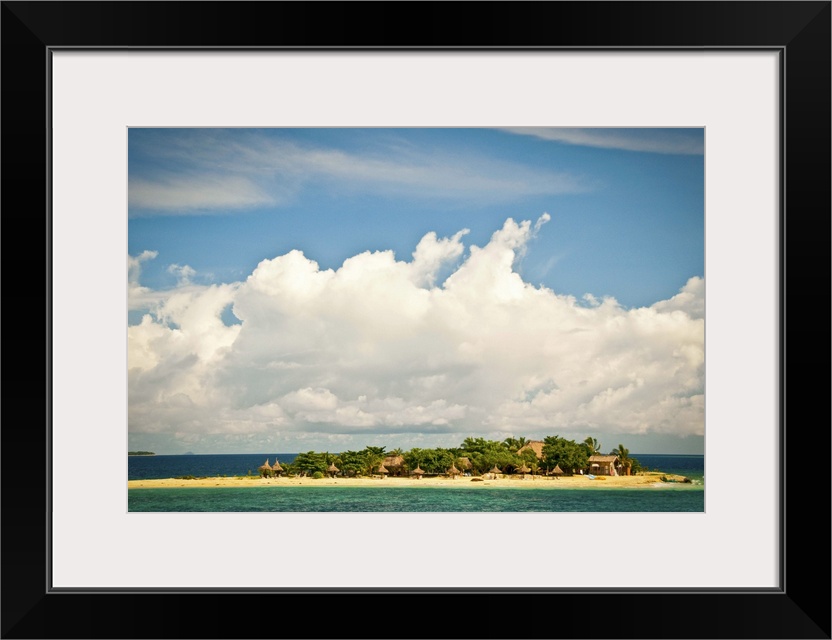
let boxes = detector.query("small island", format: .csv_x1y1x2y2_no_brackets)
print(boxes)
128,437,696,490
128,451,156,456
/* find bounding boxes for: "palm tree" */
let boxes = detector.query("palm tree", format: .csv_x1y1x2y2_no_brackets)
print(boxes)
612,444,632,476
361,446,386,476
502,436,529,453
583,437,601,456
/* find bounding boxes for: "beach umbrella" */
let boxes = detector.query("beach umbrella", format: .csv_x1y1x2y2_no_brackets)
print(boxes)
377,464,389,474
258,459,272,477
411,465,424,479
547,464,564,479
517,463,531,477
489,465,502,475
271,460,283,476
447,464,461,479
328,462,340,477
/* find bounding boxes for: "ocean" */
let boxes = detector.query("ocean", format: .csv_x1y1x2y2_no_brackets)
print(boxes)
128,453,704,512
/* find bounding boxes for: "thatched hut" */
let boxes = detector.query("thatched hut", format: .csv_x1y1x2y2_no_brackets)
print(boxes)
516,440,545,460
410,465,424,479
271,460,283,477
588,455,619,476
327,462,340,478
447,464,461,479
258,459,272,478
549,464,564,478
381,455,407,477
377,463,389,478
458,457,473,475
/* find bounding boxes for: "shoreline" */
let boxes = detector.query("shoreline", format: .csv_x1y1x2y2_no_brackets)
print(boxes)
128,471,698,490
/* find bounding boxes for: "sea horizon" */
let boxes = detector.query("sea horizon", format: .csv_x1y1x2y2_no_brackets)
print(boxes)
128,452,703,481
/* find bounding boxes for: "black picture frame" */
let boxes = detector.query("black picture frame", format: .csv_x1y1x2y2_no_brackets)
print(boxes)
2,2,829,639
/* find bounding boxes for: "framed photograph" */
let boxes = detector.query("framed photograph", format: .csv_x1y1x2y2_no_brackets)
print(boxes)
3,2,829,639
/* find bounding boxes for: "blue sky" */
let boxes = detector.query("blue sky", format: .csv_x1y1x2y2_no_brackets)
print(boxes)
128,128,704,455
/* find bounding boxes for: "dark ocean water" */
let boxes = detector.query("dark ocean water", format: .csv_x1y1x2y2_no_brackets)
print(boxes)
128,454,703,512
128,453,704,481
128,453,301,480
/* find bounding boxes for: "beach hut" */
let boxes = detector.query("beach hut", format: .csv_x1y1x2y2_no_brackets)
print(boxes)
271,460,283,477
489,465,502,479
258,459,272,478
327,462,340,478
381,455,407,477
588,455,619,476
410,465,425,479
447,464,461,479
377,463,389,479
516,440,545,460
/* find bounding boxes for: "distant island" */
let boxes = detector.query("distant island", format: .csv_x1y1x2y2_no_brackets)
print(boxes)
128,451,155,456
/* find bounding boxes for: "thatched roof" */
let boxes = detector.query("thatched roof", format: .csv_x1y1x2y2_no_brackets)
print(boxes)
328,462,339,472
377,464,389,474
258,458,271,470
271,460,283,471
410,466,424,475
382,455,405,468
516,441,545,459
517,464,531,473
489,465,502,474
588,455,619,463
447,464,461,475
458,457,473,470
551,464,564,475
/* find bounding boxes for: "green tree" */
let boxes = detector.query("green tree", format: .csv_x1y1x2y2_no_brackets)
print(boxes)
403,448,424,473
542,436,589,475
293,451,328,477
458,438,517,473
402,447,456,474
337,450,365,477
359,446,386,475
519,447,539,466
502,436,528,452
582,437,601,457
611,444,632,476
459,437,491,454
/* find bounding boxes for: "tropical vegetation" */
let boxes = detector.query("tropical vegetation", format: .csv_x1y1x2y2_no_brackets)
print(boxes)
258,436,642,479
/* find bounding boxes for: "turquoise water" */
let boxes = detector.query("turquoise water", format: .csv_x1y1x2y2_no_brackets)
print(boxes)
128,453,704,512
128,485,703,512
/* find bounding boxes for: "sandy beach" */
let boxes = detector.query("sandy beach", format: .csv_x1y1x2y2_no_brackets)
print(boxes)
129,471,693,489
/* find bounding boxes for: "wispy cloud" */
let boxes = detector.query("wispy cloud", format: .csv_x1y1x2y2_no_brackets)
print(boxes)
129,176,275,214
128,130,588,216
500,127,704,155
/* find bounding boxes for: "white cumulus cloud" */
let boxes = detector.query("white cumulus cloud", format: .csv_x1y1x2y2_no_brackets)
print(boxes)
128,215,704,450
